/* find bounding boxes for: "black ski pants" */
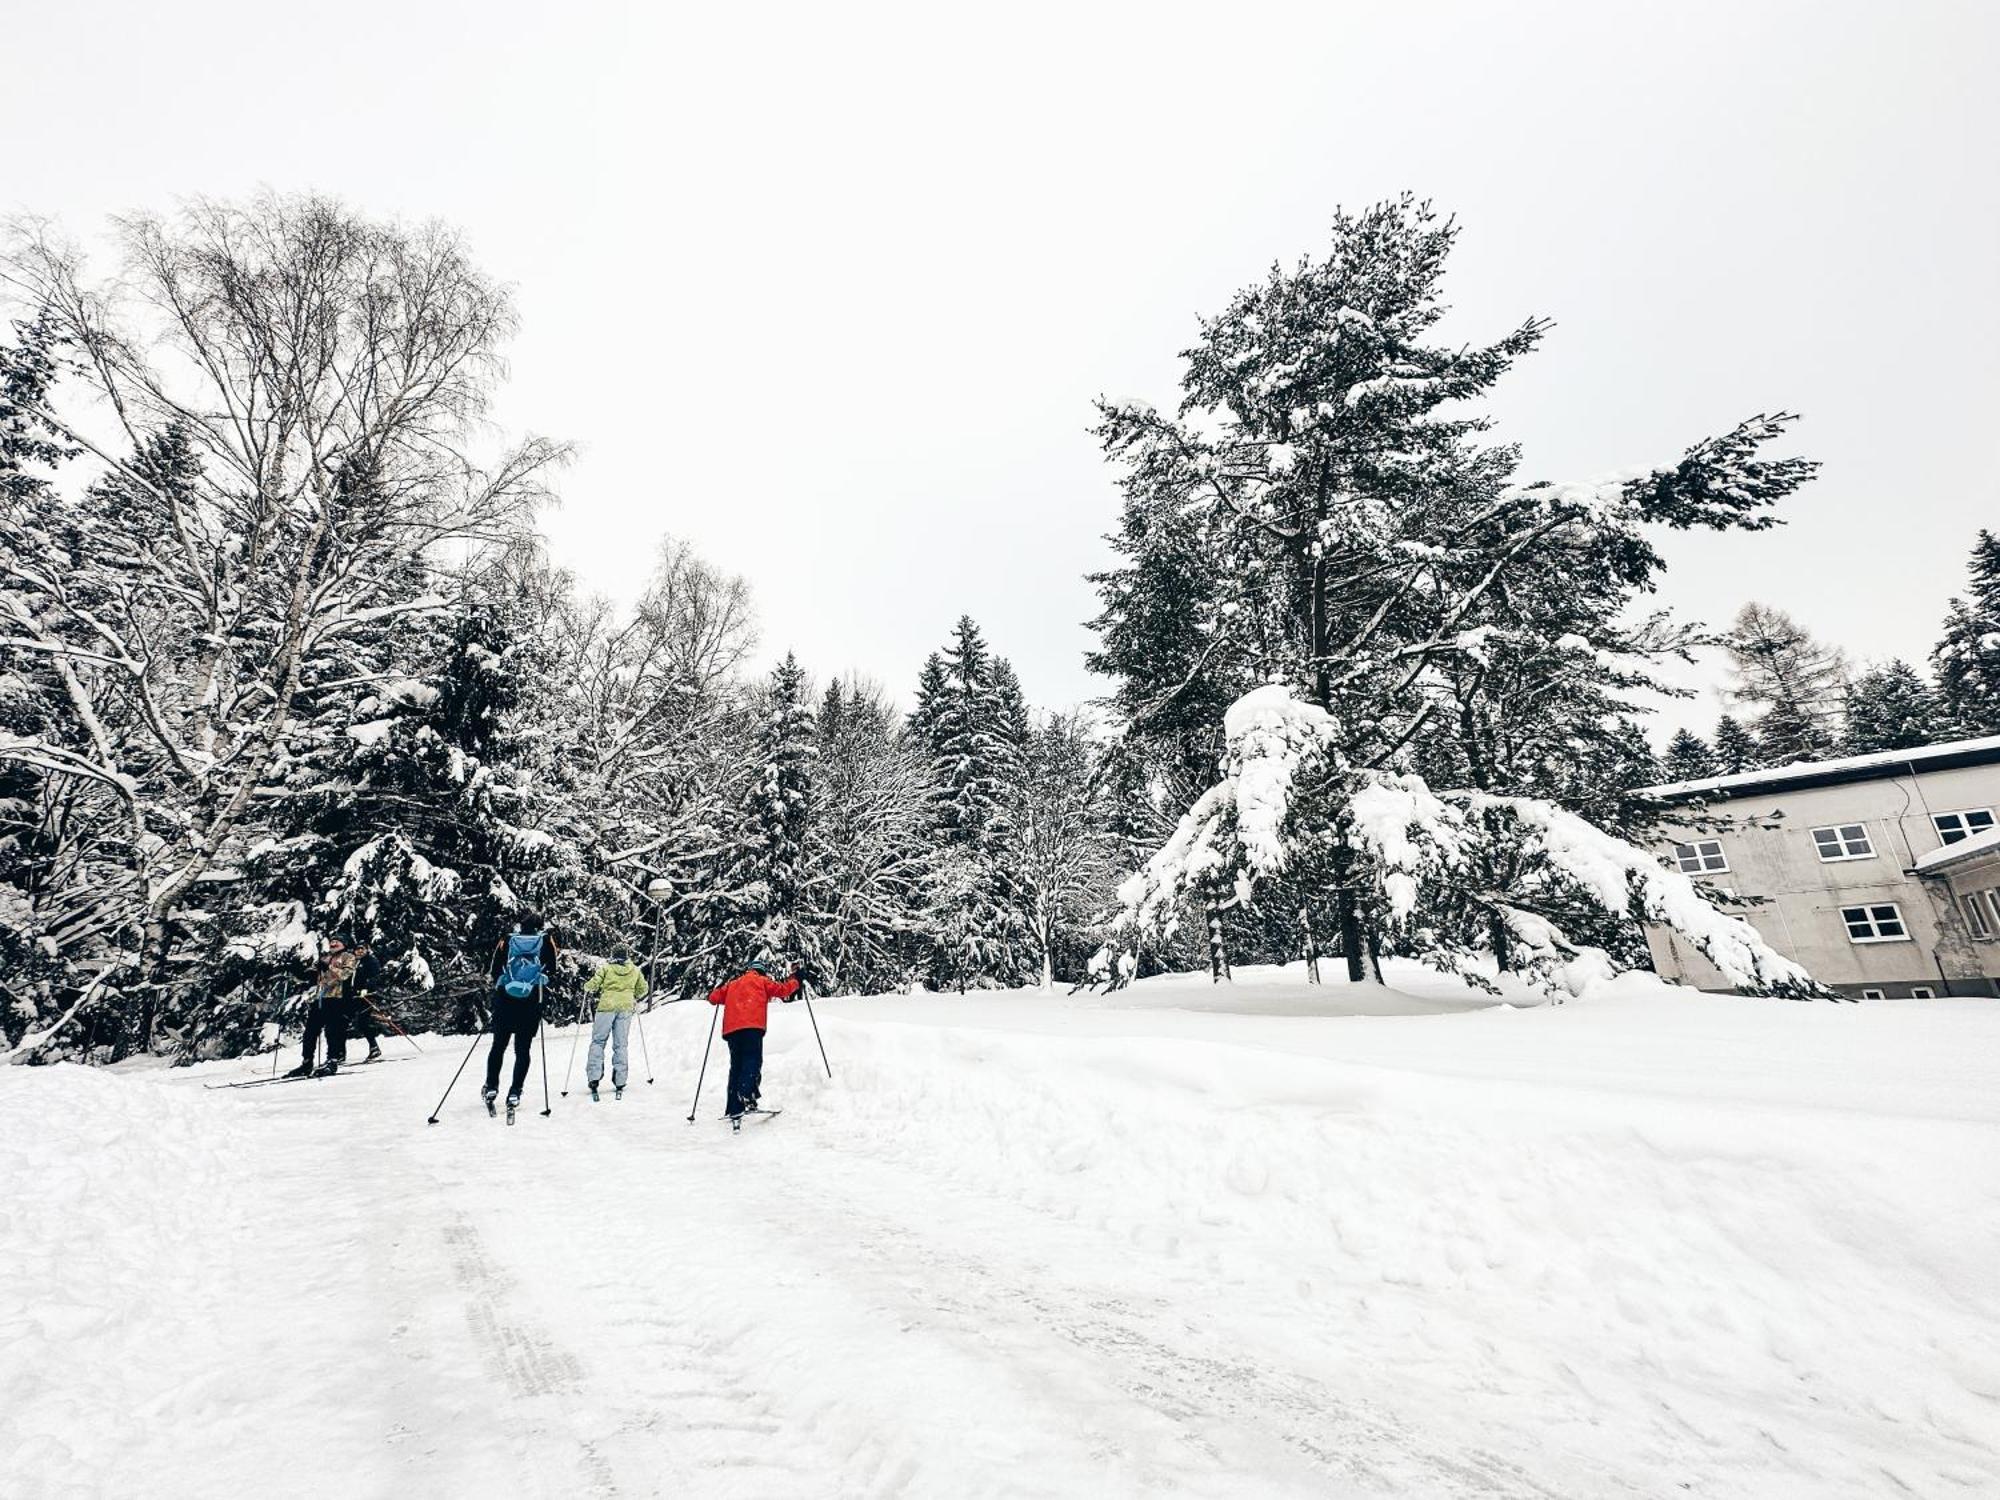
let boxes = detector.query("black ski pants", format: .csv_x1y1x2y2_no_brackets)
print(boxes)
300,993,352,1068
349,996,385,1045
724,1027,765,1117
484,990,539,1098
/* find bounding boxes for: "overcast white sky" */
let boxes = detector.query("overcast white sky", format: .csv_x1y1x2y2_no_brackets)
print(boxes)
7,1,1996,736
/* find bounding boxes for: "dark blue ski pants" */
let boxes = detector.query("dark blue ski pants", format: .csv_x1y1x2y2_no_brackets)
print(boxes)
725,1027,764,1117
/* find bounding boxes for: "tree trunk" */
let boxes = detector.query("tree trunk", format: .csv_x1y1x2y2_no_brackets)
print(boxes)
1488,912,1513,973
1336,887,1365,983
1206,905,1231,983
1299,907,1322,984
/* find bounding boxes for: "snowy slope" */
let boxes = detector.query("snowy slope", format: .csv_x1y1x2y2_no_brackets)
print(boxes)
4,970,1999,1499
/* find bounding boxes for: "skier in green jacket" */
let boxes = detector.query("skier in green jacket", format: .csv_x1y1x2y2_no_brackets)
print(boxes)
585,945,649,1100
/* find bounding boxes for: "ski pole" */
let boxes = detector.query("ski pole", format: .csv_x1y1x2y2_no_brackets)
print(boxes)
635,1005,654,1085
427,1029,485,1124
686,1004,718,1123
538,987,553,1118
561,1011,583,1097
371,1004,424,1054
799,979,833,1080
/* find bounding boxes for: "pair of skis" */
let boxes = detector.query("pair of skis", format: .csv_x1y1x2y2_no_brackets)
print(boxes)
204,1055,415,1090
726,1107,782,1132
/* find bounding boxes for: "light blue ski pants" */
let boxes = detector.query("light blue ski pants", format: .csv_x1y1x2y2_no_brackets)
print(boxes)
587,1010,632,1089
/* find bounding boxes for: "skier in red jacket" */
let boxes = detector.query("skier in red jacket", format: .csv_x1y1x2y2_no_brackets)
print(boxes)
707,965,802,1118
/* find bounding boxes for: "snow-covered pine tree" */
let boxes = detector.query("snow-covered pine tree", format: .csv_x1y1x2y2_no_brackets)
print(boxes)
1726,603,1847,763
1113,687,1826,999
804,677,932,994
1662,728,1719,782
747,652,817,966
687,653,819,978
251,580,576,1040
1841,660,1949,755
917,617,1029,988
1711,715,1760,775
1932,530,2000,735
0,311,90,1058
1091,197,1822,995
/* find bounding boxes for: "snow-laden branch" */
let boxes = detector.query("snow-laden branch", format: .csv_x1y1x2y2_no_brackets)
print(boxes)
1115,685,1825,999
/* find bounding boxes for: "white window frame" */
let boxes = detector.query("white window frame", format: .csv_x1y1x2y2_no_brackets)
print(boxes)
1931,808,1997,845
1840,902,1911,944
1810,823,1875,862
1985,890,2000,934
1967,894,1995,940
1673,839,1729,875
1860,987,1887,1000
1910,985,1937,999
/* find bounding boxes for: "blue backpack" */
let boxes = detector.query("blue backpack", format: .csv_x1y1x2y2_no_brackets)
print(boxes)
499,932,546,998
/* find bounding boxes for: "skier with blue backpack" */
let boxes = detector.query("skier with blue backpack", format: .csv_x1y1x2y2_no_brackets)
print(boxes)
482,915,562,1123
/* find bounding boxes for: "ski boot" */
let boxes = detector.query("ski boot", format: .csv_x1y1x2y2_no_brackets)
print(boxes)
366,1040,384,1063
614,1085,625,1101
482,1086,498,1117
506,1093,520,1125
314,1058,340,1077
589,1081,600,1102
283,1061,312,1079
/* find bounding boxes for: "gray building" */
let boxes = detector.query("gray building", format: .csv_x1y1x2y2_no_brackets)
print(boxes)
1635,735,2000,998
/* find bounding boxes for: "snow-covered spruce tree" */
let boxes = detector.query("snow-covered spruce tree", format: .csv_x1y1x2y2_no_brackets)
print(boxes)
0,310,94,1058
1933,530,2000,735
687,653,818,978
1113,687,1824,999
803,677,933,994
916,617,1031,989
1841,660,1950,755
1662,728,1719,783
1726,603,1847,764
749,652,817,965
1090,196,1822,994
235,577,577,1043
0,195,563,1055
1711,714,1761,775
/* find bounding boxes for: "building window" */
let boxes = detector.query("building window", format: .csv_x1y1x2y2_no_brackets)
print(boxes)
1988,890,2000,933
1932,809,1997,845
1810,824,1874,861
1673,839,1728,875
1968,895,1995,940
1911,985,1937,999
1841,903,1910,943
1860,988,1887,999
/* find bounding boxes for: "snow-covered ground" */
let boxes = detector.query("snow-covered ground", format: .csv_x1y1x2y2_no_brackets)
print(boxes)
5,966,1999,1498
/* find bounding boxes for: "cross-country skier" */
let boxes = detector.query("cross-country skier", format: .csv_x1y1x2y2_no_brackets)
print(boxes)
584,944,649,1101
348,938,388,1062
286,939,360,1077
707,962,802,1120
483,916,562,1121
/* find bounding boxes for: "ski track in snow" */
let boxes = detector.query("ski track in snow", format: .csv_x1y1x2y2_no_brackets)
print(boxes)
6,974,2000,1499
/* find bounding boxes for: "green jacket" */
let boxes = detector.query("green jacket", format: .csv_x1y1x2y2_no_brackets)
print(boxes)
586,960,649,1013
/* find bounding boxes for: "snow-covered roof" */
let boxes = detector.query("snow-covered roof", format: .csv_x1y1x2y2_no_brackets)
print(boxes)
1913,823,2000,874
1635,734,2000,803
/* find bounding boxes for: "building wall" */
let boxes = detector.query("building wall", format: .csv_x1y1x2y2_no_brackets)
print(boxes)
1935,853,2000,984
1645,763,2000,998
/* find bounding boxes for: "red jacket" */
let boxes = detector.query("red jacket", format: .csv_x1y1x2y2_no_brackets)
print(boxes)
708,970,800,1035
